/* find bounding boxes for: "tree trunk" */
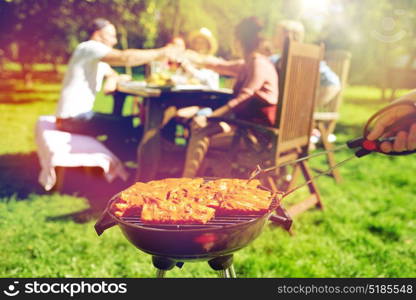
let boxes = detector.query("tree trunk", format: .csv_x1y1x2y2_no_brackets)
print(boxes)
171,0,181,37
52,62,59,75
119,25,132,76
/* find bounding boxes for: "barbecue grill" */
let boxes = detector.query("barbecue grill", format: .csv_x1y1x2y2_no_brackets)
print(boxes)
95,185,292,278
96,100,416,277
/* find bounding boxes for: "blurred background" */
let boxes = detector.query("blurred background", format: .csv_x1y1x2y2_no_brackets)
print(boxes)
1,0,416,89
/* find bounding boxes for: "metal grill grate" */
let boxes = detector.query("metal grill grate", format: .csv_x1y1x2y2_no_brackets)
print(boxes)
121,214,264,230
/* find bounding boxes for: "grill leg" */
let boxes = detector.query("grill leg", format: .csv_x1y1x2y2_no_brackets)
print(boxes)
219,269,229,278
156,269,167,278
228,264,236,278
217,266,236,278
208,255,236,278
152,256,176,278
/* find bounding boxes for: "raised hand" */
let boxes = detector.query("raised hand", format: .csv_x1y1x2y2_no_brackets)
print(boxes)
163,43,185,62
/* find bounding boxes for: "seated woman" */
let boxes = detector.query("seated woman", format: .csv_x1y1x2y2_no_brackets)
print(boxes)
182,17,278,177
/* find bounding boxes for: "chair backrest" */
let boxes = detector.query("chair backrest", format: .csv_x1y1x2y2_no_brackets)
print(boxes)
274,38,324,157
320,50,352,112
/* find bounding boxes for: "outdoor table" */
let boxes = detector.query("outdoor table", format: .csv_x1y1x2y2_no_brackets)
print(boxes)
113,81,233,181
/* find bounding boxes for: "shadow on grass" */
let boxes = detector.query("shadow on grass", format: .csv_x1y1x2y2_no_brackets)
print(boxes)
0,98,55,104
0,152,133,222
0,84,59,104
0,74,61,103
0,70,63,83
367,224,401,242
0,152,45,199
3,88,60,94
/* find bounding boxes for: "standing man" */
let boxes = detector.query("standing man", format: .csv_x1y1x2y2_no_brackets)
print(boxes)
56,18,180,143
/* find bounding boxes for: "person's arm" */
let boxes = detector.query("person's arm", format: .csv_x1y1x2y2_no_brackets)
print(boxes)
180,58,203,78
102,68,132,95
184,49,243,77
101,45,180,67
203,58,244,77
102,67,119,95
180,59,219,89
367,96,416,152
191,60,265,126
200,57,268,120
396,89,416,102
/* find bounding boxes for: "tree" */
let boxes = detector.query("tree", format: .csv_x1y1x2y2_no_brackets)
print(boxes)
1,0,416,87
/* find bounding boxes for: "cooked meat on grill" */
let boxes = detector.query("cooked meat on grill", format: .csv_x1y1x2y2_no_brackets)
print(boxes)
112,179,203,218
141,197,216,224
217,188,273,215
110,178,275,223
112,182,151,217
202,179,272,215
196,179,265,210
147,177,204,188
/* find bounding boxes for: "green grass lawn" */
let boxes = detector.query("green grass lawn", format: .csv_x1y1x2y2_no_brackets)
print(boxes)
0,77,415,278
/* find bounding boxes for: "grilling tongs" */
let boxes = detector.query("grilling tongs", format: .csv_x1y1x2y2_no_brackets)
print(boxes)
249,101,416,196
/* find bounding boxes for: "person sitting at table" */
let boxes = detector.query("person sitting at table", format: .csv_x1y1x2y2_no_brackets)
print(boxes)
270,20,341,107
146,36,186,80
178,27,220,90
270,19,342,145
55,18,180,147
182,16,278,177
159,29,220,143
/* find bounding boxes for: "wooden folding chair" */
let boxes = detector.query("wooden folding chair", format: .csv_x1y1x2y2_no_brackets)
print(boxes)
381,54,416,102
198,38,324,218
313,50,352,183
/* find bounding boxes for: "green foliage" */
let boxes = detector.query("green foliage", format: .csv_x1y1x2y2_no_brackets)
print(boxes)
321,0,416,85
0,0,284,62
157,0,282,57
3,0,416,85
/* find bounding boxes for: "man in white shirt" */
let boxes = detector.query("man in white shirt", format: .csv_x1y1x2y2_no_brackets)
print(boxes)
56,18,179,147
